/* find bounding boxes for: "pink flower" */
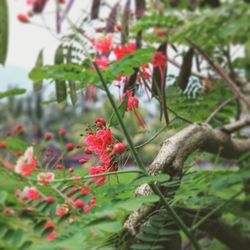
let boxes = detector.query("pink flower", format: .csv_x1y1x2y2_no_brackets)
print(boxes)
15,147,37,176
46,231,56,241
56,204,69,217
17,14,30,23
93,34,112,54
24,187,40,200
94,56,109,69
114,43,136,61
83,204,90,213
37,172,55,186
44,221,56,241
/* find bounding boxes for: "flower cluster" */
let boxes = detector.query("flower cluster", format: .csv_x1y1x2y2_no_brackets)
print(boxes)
85,118,126,185
15,147,37,176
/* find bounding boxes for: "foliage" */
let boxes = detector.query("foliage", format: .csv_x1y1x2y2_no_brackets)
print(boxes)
0,0,250,249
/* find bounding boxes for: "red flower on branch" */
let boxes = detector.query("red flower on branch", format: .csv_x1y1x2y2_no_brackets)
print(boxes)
151,51,166,67
114,43,136,61
93,34,113,54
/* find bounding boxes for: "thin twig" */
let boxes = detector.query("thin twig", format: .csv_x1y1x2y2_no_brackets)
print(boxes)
205,96,237,123
187,39,250,109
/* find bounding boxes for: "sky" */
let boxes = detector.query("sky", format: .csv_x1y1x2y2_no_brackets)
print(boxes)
0,0,180,96
0,0,92,92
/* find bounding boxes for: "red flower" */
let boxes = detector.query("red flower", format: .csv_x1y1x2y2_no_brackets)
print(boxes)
6,130,11,136
58,128,66,136
94,56,109,69
83,204,90,213
84,148,92,154
89,165,107,185
123,90,139,111
15,147,37,176
13,124,24,134
2,209,14,216
47,196,55,203
69,167,74,173
55,164,63,169
17,14,30,23
0,142,7,148
113,142,126,154
75,199,84,207
95,117,106,128
37,172,55,186
121,90,145,128
44,221,56,241
85,129,114,157
46,231,56,241
24,187,40,200
93,34,112,54
80,188,90,195
66,143,74,151
79,159,86,164
114,43,136,61
44,132,53,140
151,51,166,67
56,204,68,217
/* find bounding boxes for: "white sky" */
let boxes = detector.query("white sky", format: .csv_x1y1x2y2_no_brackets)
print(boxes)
0,0,180,94
0,0,93,92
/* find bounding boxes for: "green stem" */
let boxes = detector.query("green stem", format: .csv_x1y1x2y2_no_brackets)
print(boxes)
92,62,201,250
135,126,167,149
29,169,143,183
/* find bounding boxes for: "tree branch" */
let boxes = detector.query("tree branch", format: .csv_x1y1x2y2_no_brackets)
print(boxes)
124,119,250,236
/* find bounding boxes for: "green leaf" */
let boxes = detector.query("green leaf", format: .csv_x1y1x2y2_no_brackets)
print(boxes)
41,227,54,238
132,174,170,186
0,88,26,99
20,240,32,250
33,49,44,91
3,228,14,242
29,64,84,81
142,226,159,236
86,221,122,233
136,233,157,242
109,97,128,127
131,243,152,250
69,81,77,105
0,0,8,65
34,220,47,233
115,195,159,211
55,45,67,106
0,191,7,205
4,137,28,153
12,228,23,245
